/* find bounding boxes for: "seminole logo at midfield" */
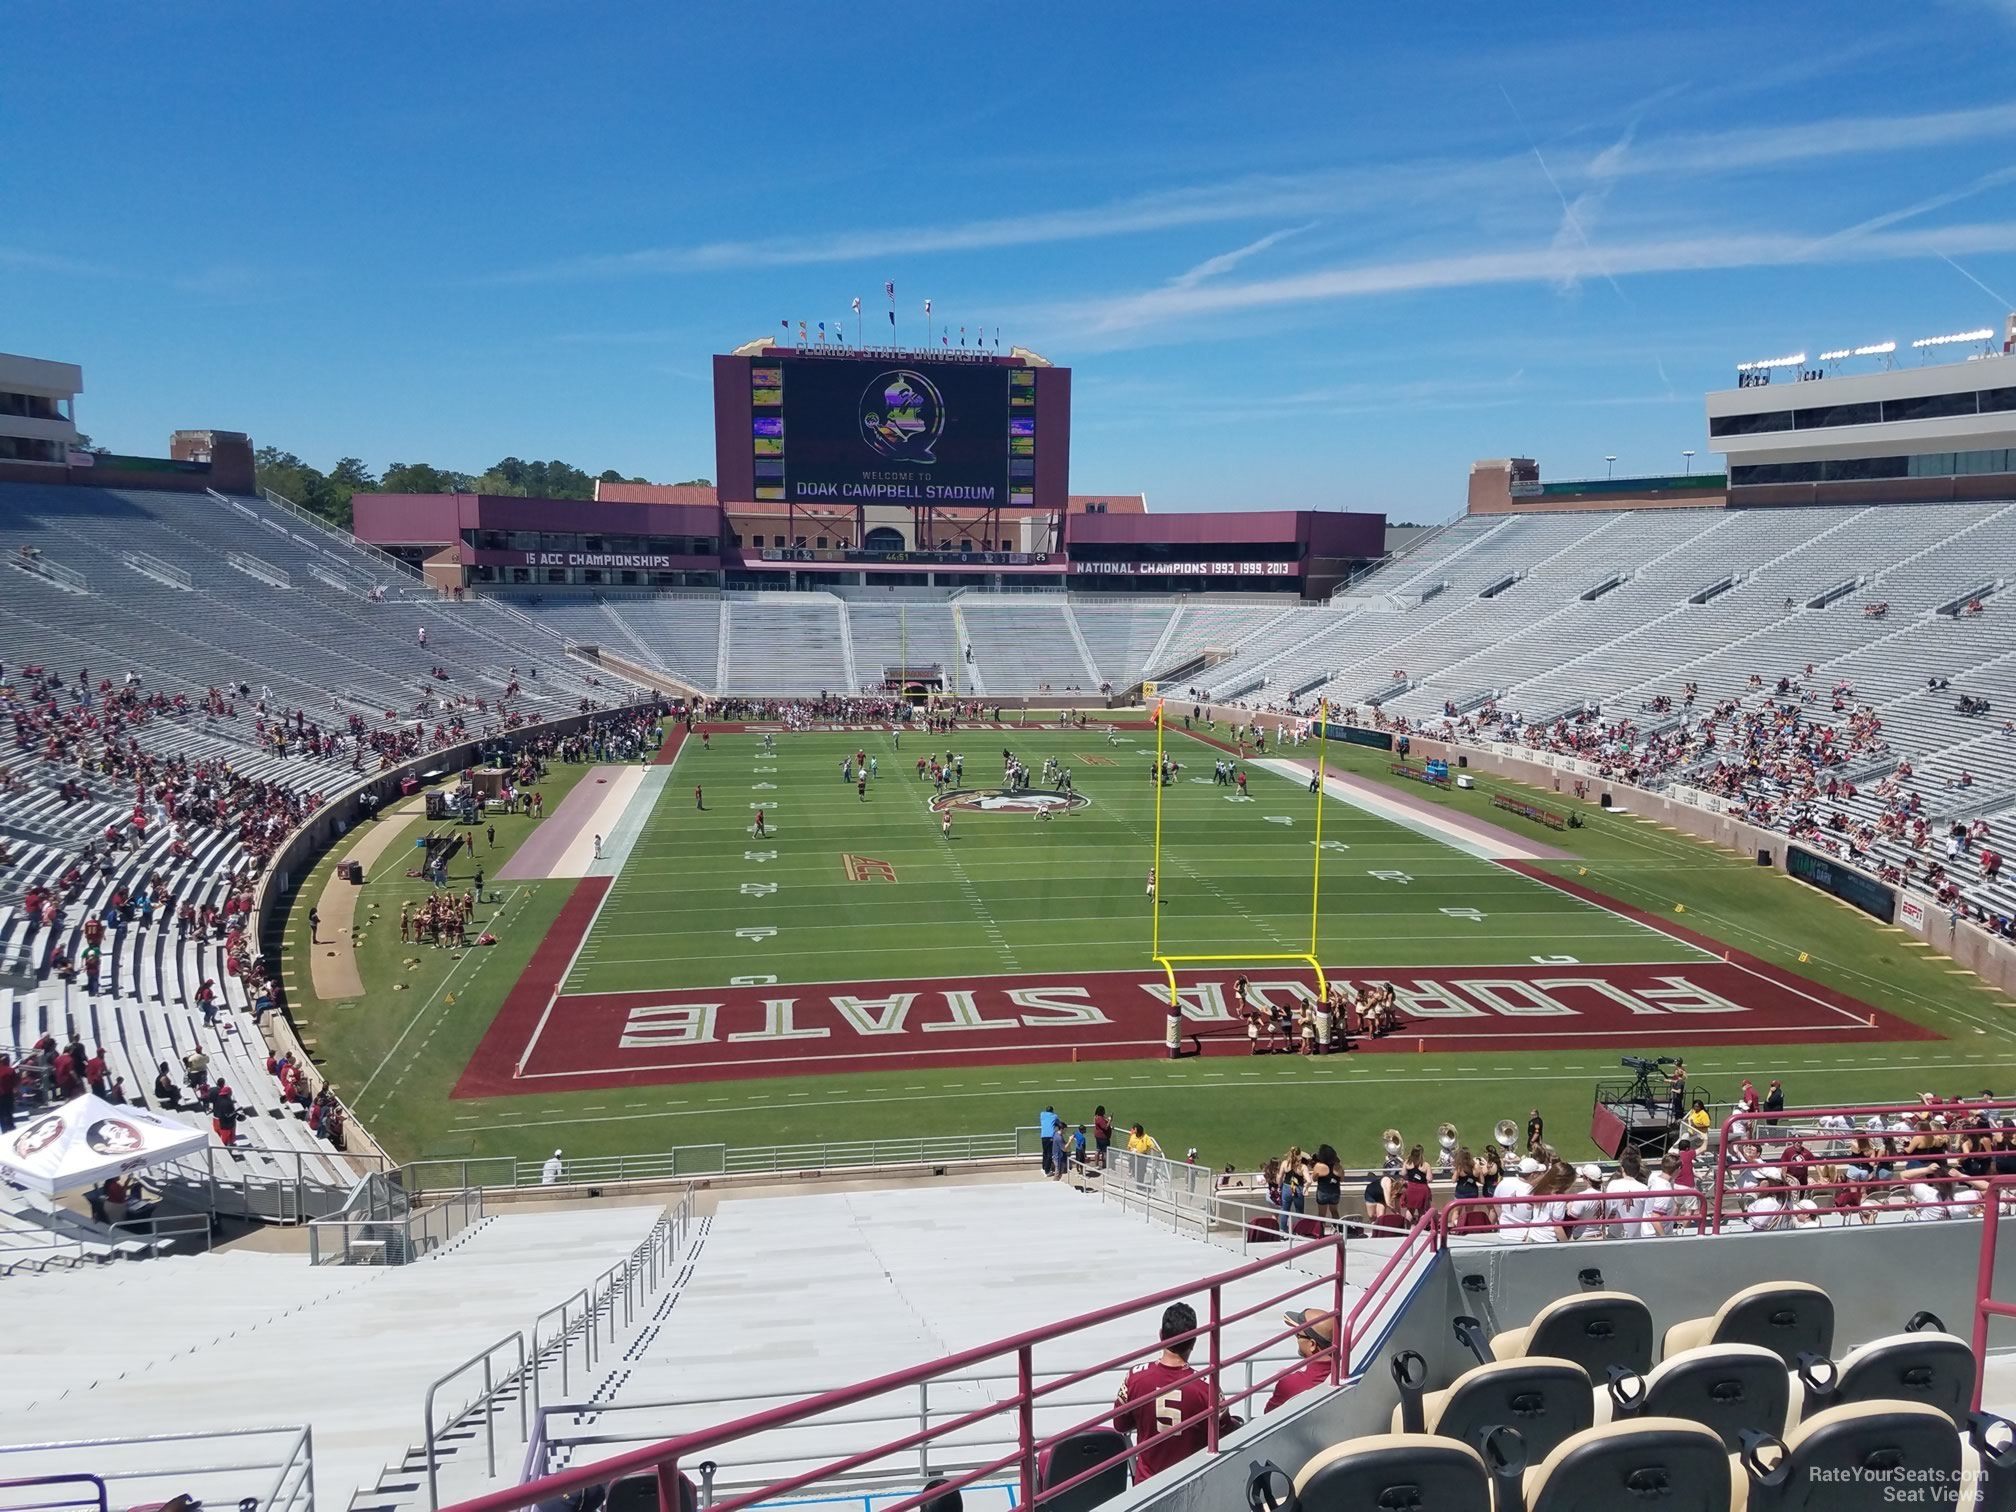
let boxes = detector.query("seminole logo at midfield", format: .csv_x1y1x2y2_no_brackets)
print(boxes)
930,788,1090,815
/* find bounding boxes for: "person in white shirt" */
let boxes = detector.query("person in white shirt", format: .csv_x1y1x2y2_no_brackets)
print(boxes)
1605,1147,1652,1239
1745,1167,1789,1231
541,1148,564,1185
1644,1163,1677,1236
1496,1157,1540,1240
1568,1164,1609,1240
1907,1178,1949,1222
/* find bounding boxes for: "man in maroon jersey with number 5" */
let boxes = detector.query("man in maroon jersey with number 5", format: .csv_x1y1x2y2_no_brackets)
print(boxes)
1111,1303,1241,1483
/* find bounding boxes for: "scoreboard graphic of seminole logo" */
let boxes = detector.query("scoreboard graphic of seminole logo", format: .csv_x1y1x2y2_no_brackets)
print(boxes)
929,788,1090,815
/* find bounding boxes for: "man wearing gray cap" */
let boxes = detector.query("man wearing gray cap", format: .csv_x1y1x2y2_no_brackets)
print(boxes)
1266,1309,1337,1411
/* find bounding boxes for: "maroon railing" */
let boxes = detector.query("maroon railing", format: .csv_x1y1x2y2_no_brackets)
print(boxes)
443,1210,1440,1512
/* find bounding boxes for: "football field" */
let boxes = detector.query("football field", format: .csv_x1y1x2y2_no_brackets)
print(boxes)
566,723,1694,993
295,716,2016,1167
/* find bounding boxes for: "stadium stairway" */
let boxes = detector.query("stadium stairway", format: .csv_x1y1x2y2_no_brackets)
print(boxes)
0,1204,669,1512
509,1180,1349,1502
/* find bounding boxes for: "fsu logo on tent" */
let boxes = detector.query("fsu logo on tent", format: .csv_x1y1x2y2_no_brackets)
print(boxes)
859,370,946,463
930,789,1090,815
86,1119,145,1157
12,1114,64,1159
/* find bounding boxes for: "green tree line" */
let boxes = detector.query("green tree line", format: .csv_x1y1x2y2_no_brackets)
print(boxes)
252,449,711,527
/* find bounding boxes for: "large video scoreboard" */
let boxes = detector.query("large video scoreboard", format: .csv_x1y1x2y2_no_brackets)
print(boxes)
714,347,1069,512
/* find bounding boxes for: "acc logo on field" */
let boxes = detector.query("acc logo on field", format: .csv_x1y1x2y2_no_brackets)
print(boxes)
929,788,1090,815
859,370,946,463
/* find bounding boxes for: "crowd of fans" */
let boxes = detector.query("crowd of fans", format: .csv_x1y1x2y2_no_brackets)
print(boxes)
0,653,666,1188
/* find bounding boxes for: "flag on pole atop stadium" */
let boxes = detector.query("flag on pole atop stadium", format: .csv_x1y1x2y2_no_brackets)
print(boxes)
851,296,861,314
816,322,826,342
884,280,895,299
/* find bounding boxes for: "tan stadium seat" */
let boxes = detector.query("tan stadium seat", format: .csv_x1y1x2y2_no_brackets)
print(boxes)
1524,1417,1731,1511
1732,1400,1959,1510
1287,1433,1496,1512
1825,1329,1977,1428
1391,1356,1595,1465
1491,1291,1655,1377
1663,1282,1833,1367
1616,1344,1800,1449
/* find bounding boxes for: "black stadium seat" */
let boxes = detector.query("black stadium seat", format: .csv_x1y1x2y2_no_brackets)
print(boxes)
1282,1434,1498,1512
1490,1291,1656,1378
1735,1400,1960,1510
1612,1343,1799,1450
1824,1328,1978,1428
1663,1282,1834,1368
1392,1356,1596,1464
1523,1418,1731,1512
1037,1429,1130,1512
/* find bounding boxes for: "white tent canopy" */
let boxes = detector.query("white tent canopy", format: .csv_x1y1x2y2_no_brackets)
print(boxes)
0,1095,208,1195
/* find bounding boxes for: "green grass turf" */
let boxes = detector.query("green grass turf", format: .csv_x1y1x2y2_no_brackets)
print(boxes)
573,725,1694,992
291,720,2016,1172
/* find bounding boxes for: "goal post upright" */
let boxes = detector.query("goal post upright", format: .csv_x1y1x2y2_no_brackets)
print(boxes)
1150,697,1329,1053
1151,696,1165,960
1310,697,1329,961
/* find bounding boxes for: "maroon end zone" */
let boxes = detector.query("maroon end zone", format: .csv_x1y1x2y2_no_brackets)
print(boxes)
454,950,1933,1098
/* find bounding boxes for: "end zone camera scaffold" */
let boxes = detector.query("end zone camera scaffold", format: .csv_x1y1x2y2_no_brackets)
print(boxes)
1149,697,1331,1034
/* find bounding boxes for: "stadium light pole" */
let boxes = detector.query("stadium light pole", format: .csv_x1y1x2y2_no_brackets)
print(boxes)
1604,455,1617,480
1682,450,1695,475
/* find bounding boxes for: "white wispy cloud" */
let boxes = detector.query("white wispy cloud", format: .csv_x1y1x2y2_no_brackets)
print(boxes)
0,246,122,278
1167,224,1315,290
487,100,2016,284
1038,219,2016,344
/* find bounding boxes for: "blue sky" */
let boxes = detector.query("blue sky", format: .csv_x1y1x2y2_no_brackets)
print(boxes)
6,2,2016,521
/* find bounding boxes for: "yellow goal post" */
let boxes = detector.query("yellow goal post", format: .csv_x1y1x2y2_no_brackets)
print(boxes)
1149,698,1333,1055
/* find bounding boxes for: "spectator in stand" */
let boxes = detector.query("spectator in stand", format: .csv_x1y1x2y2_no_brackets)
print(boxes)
542,1149,564,1184
1745,1168,1788,1230
1111,1303,1241,1483
1309,1144,1342,1225
1266,1309,1337,1411
1606,1147,1651,1237
210,1082,238,1146
153,1061,182,1110
1496,1156,1540,1239
1093,1105,1112,1168
0,1053,15,1133
1039,1105,1058,1176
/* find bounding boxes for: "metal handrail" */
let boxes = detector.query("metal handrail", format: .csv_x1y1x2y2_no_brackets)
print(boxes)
0,1472,108,1512
403,1129,1045,1194
438,1216,1442,1512
425,1333,528,1511
0,1425,314,1512
531,1288,593,1408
